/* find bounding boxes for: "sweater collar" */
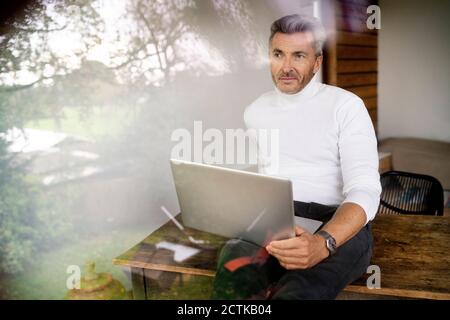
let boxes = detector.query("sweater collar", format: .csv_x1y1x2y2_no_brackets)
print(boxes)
274,79,320,107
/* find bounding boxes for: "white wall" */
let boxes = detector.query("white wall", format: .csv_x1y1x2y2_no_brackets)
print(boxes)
378,0,450,142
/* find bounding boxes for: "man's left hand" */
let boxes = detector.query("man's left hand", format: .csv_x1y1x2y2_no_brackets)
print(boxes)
266,226,329,270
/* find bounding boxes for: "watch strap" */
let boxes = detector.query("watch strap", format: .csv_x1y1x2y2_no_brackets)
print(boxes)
316,230,337,255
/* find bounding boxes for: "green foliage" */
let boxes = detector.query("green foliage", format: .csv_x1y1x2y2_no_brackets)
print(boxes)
0,0,259,280
0,228,147,299
0,0,100,274
0,90,74,274
0,163,36,273
0,146,74,274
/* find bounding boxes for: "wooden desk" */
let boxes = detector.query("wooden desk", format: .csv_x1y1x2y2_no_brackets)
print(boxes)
113,214,450,300
345,215,450,299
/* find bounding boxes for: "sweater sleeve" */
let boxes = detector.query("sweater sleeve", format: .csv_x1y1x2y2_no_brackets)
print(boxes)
337,97,381,224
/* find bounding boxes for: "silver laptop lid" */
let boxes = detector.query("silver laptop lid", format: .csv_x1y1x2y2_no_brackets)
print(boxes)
170,159,295,246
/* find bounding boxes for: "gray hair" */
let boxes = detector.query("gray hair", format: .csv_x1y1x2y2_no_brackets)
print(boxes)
269,14,327,56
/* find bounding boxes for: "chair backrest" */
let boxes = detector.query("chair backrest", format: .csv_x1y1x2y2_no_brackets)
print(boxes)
379,170,444,216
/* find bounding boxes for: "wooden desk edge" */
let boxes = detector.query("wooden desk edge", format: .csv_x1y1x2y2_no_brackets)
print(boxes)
344,284,450,300
113,258,216,277
113,258,450,300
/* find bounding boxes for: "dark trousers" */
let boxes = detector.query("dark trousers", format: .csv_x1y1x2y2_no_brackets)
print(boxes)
211,201,373,300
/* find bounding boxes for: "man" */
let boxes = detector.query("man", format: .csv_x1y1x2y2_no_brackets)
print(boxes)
212,14,381,300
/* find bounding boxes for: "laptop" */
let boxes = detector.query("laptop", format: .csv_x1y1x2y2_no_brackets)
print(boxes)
170,159,322,246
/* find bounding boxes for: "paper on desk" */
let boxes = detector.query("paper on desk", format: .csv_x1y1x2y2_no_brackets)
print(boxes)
294,216,323,234
155,241,200,263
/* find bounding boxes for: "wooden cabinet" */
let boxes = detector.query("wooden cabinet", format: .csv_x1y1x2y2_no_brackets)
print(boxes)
321,0,379,132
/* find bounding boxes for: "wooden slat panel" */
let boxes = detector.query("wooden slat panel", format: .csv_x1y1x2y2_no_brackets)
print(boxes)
321,0,338,86
363,96,377,110
337,0,376,5
368,108,377,122
324,40,338,86
337,45,377,59
337,72,377,87
337,60,377,73
373,120,378,133
345,85,377,98
335,0,374,21
336,15,378,34
337,0,374,3
337,31,377,47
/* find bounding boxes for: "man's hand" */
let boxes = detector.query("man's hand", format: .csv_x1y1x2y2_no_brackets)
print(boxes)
266,226,329,270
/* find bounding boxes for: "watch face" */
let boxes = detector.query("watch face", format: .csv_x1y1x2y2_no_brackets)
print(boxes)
318,230,337,254
326,238,337,253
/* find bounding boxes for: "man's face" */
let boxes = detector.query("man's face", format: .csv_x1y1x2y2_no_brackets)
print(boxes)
269,31,323,94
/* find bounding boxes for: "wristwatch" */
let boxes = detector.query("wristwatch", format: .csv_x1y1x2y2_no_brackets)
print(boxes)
316,230,337,255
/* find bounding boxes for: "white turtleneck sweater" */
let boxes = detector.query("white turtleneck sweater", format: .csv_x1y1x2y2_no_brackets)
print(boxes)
244,80,381,223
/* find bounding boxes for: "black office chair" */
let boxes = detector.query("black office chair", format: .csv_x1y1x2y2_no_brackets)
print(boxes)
379,170,444,216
